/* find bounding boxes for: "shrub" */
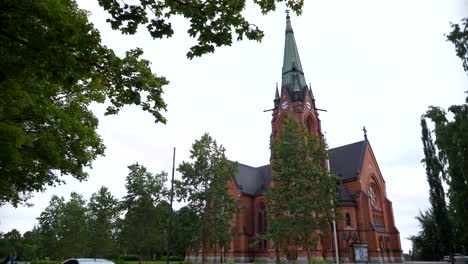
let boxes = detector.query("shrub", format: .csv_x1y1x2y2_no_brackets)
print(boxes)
119,255,139,261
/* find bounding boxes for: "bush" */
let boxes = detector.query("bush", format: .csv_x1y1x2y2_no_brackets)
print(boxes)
170,256,184,262
160,256,184,262
118,255,140,261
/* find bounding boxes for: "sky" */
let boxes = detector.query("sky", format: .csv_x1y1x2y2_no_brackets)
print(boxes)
1,0,467,255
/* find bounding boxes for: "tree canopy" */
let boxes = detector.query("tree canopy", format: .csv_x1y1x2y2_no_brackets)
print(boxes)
0,0,168,206
1,0,305,207
176,133,238,264
97,0,305,58
412,17,468,258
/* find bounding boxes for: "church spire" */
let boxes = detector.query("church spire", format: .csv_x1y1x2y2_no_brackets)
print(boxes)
281,12,307,102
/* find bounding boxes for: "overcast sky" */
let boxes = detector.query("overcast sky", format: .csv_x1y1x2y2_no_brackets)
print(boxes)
1,0,467,254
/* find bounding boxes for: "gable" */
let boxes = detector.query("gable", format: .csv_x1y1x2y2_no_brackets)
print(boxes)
232,163,272,196
329,140,367,181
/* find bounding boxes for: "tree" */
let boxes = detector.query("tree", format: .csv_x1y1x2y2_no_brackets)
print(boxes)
21,228,41,261
0,0,168,207
418,118,453,259
97,0,305,59
266,116,339,263
176,133,238,264
1,0,306,207
447,18,468,72
171,206,201,258
121,164,168,263
421,97,468,253
414,17,468,255
56,192,89,258
0,229,22,260
409,209,439,261
87,186,121,258
37,195,65,260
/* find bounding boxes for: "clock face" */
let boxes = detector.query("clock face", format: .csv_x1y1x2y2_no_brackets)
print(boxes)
306,101,312,110
281,101,288,110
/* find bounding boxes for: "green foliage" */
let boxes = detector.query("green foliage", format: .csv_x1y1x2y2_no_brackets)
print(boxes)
120,164,169,261
176,133,238,263
0,0,168,207
97,0,303,59
159,256,184,261
447,18,468,72
119,255,140,261
418,118,453,259
87,186,121,258
409,209,440,261
171,206,200,257
413,17,468,257
421,94,468,253
31,261,60,264
266,116,339,262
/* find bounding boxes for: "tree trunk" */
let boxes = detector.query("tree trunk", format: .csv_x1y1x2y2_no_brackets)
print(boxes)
306,238,311,264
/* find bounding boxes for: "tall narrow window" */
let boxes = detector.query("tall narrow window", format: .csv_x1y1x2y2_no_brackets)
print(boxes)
258,203,268,250
345,213,351,227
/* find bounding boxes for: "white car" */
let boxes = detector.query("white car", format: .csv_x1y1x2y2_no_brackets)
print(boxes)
62,259,116,264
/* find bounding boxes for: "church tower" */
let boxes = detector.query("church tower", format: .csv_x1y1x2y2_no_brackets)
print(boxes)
272,13,323,139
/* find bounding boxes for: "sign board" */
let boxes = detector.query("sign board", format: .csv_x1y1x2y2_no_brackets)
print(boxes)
353,243,368,263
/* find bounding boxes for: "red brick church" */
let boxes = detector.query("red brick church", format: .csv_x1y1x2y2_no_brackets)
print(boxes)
187,14,403,263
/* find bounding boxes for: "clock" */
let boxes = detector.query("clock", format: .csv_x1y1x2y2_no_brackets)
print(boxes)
281,101,288,110
306,101,312,110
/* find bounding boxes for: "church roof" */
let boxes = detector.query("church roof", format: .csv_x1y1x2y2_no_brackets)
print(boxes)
232,140,365,205
329,140,367,181
233,163,272,196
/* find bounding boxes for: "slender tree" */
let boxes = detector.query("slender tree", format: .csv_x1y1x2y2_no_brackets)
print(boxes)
58,192,88,258
176,133,238,264
37,195,65,260
87,186,120,258
266,116,339,263
413,16,468,256
418,118,453,259
121,164,168,264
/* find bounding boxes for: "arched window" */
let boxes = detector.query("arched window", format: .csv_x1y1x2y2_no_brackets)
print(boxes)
257,203,268,250
305,115,316,135
345,213,351,227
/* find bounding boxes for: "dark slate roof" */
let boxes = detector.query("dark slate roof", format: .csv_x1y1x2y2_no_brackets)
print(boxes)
233,163,272,196
329,140,367,181
231,141,366,205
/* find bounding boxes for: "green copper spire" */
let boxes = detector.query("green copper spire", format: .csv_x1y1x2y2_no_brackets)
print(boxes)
281,13,307,101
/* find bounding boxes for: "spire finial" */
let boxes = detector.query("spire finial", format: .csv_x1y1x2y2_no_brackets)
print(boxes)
363,126,368,140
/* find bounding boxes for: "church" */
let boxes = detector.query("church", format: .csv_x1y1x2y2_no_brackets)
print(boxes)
186,13,403,263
